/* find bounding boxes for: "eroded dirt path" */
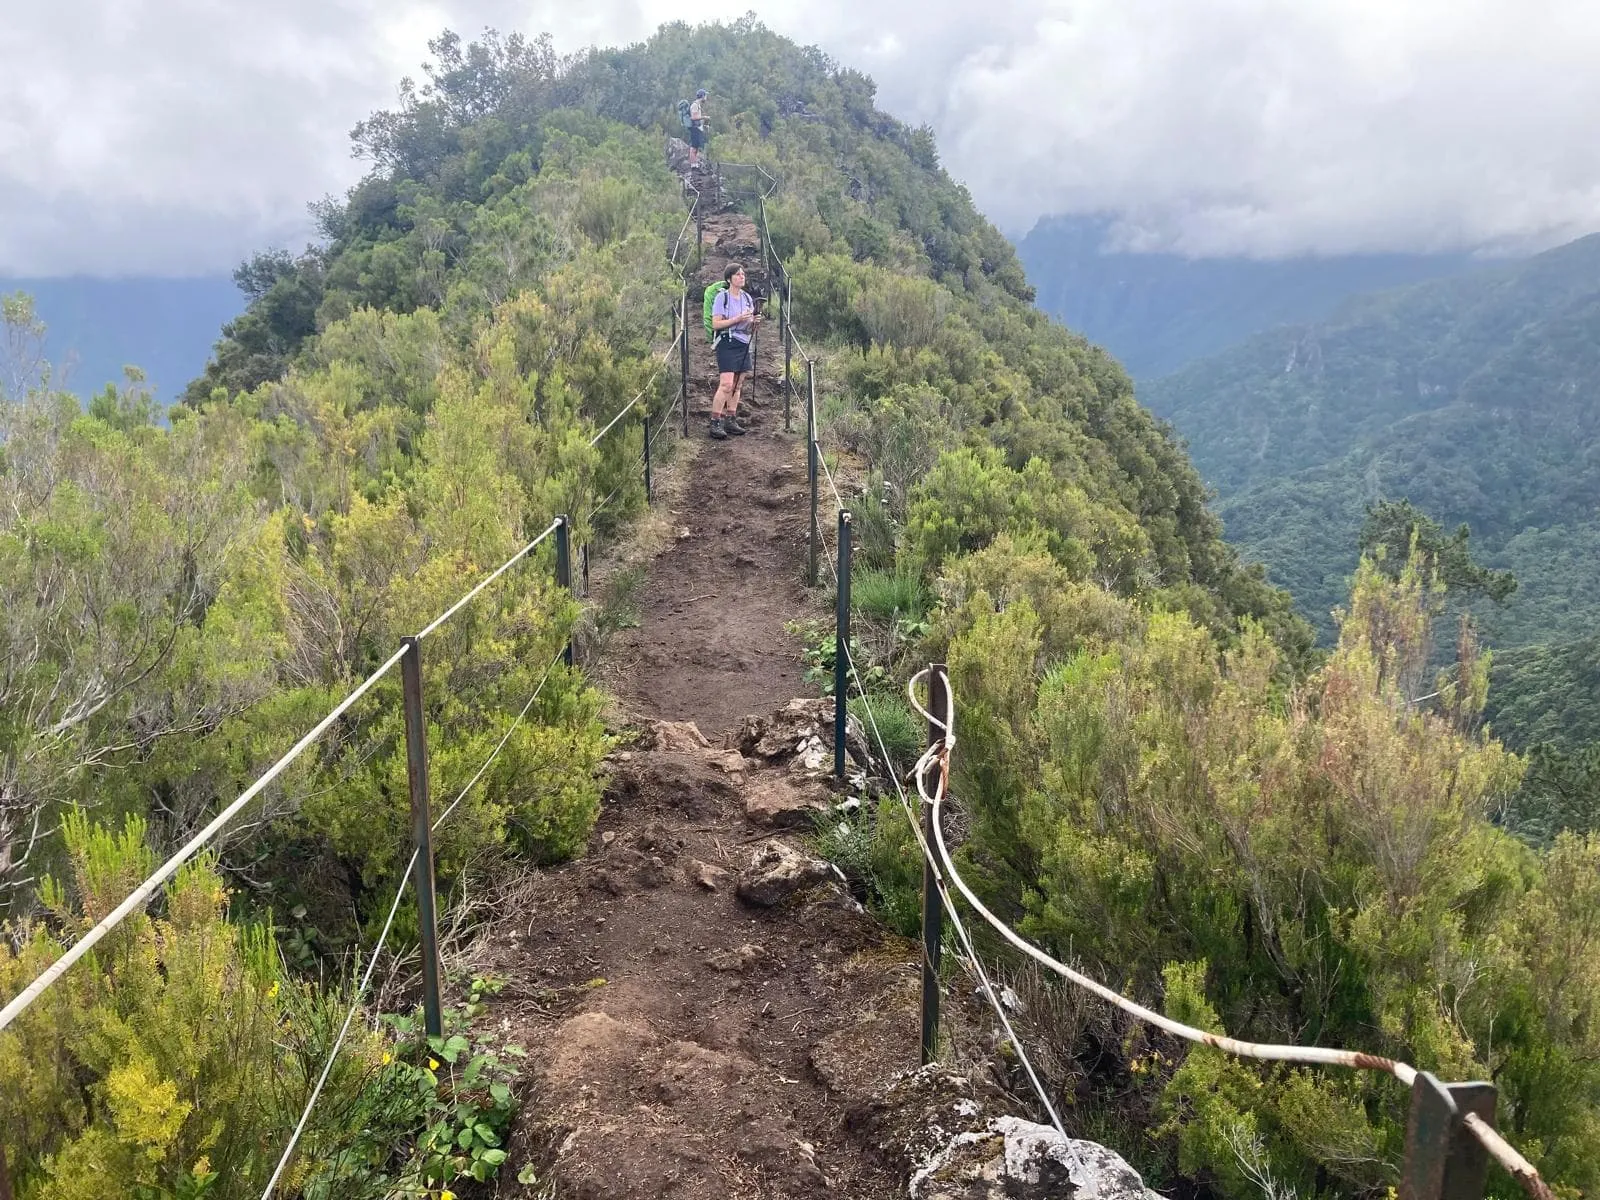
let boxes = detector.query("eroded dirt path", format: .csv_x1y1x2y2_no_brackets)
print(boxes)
603,206,809,735
486,199,923,1199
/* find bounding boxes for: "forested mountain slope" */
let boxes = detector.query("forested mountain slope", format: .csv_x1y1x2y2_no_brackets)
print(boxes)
2,20,1596,1200
1142,233,1600,648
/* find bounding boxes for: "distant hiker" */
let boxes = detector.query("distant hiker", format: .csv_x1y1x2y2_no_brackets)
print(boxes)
709,262,758,440
688,89,709,168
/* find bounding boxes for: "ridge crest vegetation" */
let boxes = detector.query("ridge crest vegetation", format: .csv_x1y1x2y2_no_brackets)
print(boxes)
0,18,1594,1199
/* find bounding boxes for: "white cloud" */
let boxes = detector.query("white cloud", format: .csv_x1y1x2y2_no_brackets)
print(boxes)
2,0,1598,274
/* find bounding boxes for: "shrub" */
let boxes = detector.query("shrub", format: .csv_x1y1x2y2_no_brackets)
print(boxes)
0,813,414,1198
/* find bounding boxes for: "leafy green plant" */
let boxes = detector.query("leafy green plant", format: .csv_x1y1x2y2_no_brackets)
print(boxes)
383,1003,524,1190
790,618,888,697
810,797,922,938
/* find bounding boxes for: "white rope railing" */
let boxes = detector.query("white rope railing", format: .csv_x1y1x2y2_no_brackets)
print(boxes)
841,649,1071,1145
4,516,573,1033
906,666,1556,1200
0,643,410,1034
415,519,563,641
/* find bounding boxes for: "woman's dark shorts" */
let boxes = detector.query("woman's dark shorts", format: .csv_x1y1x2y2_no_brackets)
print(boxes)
716,335,753,375
689,125,707,149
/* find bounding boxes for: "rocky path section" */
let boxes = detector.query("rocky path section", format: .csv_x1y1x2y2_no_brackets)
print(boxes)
484,712,918,1199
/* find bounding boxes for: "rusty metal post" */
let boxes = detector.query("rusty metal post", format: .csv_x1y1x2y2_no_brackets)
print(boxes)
1401,1073,1496,1200
400,637,444,1039
806,360,819,587
555,515,573,668
834,510,852,781
920,664,950,1064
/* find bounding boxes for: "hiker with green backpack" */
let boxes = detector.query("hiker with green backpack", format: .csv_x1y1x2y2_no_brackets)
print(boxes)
706,262,758,440
676,89,709,169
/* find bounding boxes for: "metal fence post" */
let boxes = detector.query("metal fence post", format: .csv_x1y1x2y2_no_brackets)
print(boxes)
400,637,444,1040
644,400,654,504
834,510,852,781
783,275,793,432
555,515,573,668
681,290,691,437
1401,1073,1496,1200
807,360,819,587
920,664,950,1064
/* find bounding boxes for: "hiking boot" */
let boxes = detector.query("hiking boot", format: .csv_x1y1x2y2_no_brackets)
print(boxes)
723,415,748,435
708,418,728,440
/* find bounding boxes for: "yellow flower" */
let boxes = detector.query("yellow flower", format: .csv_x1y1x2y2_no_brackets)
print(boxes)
428,1057,440,1071
266,980,280,1000
381,1051,392,1066
441,1191,456,1200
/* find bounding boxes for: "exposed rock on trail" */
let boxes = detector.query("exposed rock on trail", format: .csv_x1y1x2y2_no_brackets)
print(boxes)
483,713,920,1198
853,1066,1165,1200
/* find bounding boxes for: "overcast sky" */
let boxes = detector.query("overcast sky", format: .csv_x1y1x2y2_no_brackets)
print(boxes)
3,0,1597,276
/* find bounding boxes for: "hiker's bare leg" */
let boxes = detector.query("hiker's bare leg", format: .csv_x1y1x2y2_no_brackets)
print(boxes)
712,371,735,418
728,370,746,417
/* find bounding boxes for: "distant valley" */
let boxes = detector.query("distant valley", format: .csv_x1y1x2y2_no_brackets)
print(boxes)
1135,232,1600,745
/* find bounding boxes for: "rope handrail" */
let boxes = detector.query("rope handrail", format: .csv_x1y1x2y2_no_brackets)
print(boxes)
262,641,569,1195
6,504,574,1030
909,686,1418,1085
0,642,411,1033
587,329,680,449
816,446,846,513
416,518,563,640
906,667,1556,1200
2,515,574,1033
670,194,699,272
841,651,1071,1146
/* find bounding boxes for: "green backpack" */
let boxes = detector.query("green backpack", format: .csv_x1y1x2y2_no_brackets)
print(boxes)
702,281,727,343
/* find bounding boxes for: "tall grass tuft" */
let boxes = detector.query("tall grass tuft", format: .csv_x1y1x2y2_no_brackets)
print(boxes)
852,568,928,623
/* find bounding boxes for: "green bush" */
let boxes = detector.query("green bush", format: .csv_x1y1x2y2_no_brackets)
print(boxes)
811,798,922,939
0,814,418,1198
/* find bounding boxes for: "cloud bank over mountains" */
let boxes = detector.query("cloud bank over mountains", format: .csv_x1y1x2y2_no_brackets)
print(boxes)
3,0,1597,275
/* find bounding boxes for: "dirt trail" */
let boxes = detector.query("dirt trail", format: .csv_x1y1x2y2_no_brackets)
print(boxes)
486,195,924,1199
602,206,809,735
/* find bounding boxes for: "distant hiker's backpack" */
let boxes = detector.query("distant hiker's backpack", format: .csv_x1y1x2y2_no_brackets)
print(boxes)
677,99,694,131
702,281,727,343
